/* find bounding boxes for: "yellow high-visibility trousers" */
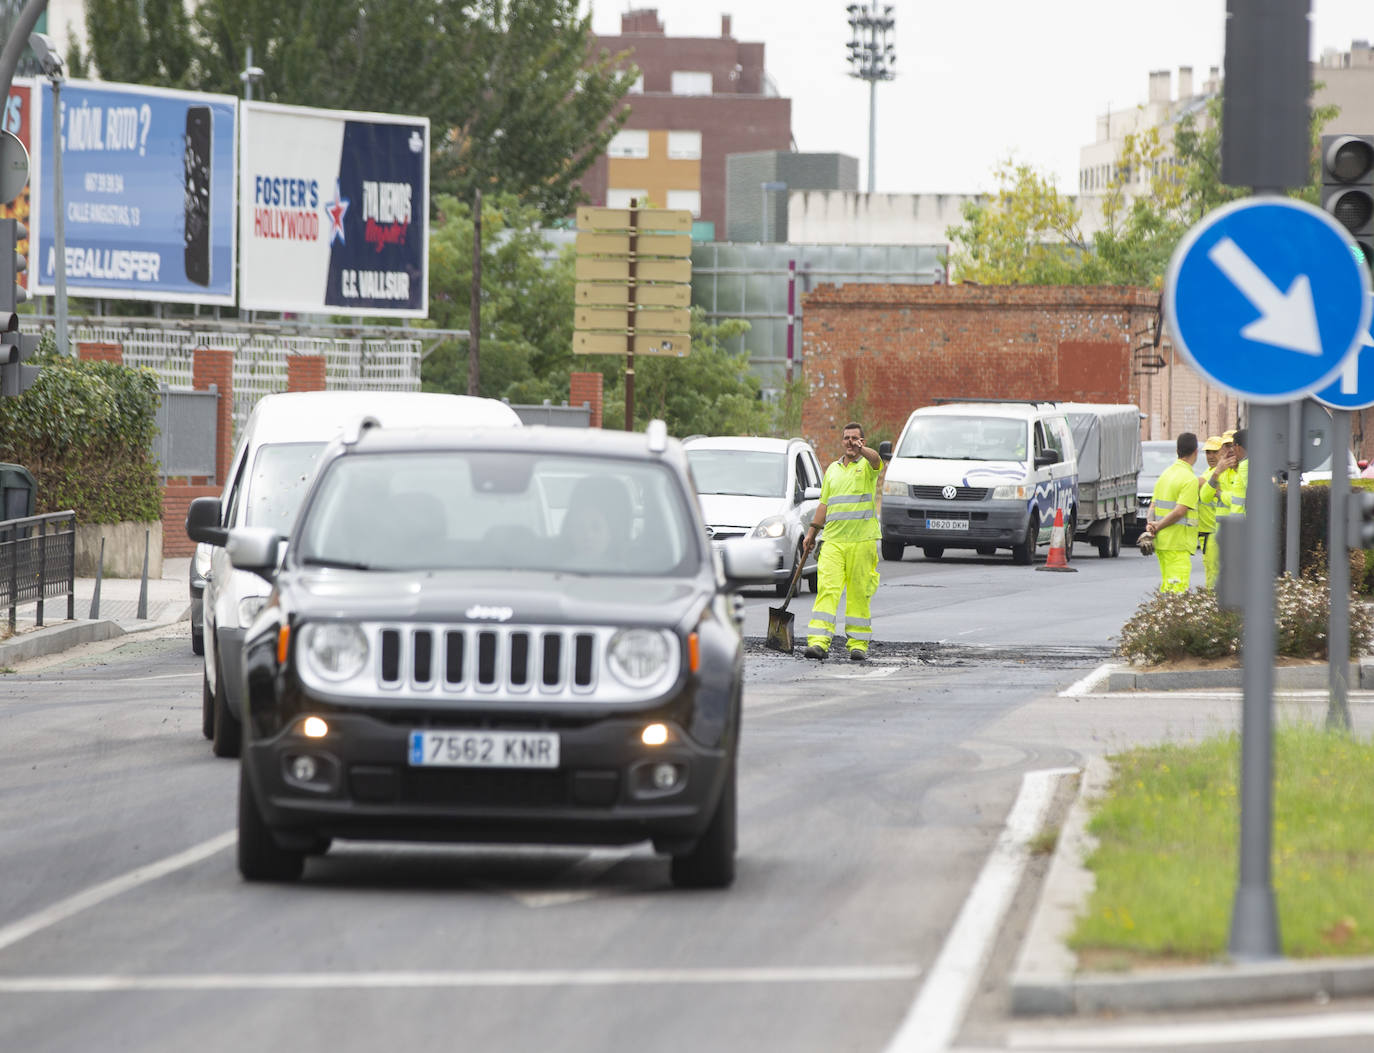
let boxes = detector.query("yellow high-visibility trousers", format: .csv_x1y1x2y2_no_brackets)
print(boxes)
1201,531,1220,590
1157,548,1191,593
806,540,880,653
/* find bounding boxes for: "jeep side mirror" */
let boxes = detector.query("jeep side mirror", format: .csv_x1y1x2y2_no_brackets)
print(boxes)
226,527,284,583
185,496,227,547
878,440,893,463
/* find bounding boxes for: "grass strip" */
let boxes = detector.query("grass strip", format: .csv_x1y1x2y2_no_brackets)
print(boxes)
1070,723,1374,964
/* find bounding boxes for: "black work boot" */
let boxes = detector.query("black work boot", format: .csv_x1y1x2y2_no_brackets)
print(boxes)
804,644,827,660
849,649,867,662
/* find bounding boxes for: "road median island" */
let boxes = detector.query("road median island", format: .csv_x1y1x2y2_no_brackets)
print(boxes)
1012,725,1374,1014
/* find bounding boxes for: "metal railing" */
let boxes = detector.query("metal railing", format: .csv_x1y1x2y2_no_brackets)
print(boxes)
0,510,77,632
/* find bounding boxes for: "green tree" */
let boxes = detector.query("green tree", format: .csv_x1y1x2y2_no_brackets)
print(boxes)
948,92,1341,287
83,0,197,87
421,192,575,402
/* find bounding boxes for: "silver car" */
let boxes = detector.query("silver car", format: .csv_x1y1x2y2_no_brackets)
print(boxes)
1134,440,1178,541
684,436,823,596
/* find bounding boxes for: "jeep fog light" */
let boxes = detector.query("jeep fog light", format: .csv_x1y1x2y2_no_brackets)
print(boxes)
301,716,329,738
641,722,669,746
301,623,369,681
291,755,318,782
608,629,671,687
652,763,680,790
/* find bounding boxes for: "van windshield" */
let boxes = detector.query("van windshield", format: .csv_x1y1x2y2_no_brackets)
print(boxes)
245,443,328,535
895,416,1028,462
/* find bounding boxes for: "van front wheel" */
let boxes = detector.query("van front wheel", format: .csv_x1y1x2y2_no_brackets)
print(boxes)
1011,513,1038,565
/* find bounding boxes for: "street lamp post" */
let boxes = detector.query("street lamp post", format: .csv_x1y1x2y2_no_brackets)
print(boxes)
846,4,896,194
240,45,264,101
760,180,786,243
28,32,66,355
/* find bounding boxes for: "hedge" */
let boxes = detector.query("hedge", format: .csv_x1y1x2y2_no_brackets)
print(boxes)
0,344,163,523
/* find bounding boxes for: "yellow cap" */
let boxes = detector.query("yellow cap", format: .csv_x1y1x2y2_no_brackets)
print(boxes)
1203,436,1224,452
1221,430,1236,442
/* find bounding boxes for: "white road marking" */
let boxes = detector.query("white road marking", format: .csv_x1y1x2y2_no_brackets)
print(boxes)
1007,1011,1374,1048
0,831,236,954
1059,662,1113,697
0,964,921,993
882,767,1077,1053
830,667,899,680
16,673,201,685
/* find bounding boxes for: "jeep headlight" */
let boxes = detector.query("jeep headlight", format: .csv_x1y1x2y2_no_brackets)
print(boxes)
238,595,269,625
608,629,672,687
992,484,1029,500
882,479,907,496
752,515,787,539
299,622,369,681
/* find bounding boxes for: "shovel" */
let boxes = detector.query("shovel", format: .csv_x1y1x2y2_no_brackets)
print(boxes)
765,555,807,654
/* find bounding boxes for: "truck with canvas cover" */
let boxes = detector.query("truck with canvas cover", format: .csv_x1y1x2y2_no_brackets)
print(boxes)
1060,403,1142,558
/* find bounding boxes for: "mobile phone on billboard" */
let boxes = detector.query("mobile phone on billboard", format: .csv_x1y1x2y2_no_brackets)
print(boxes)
183,106,211,286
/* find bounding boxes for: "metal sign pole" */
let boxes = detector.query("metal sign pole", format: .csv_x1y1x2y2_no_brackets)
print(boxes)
1328,407,1353,730
1229,401,1281,959
1284,400,1302,575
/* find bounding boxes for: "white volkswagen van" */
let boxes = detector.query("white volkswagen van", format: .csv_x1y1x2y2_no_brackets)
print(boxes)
188,391,521,757
878,401,1079,565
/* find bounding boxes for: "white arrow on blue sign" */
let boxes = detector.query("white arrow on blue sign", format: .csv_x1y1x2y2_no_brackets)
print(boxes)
1314,296,1374,410
1165,197,1373,403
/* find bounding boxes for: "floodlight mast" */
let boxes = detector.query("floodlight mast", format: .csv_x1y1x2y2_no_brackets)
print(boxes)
846,3,896,194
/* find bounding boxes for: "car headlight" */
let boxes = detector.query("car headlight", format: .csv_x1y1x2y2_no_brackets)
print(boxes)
882,479,908,496
193,544,212,578
607,629,672,687
299,622,369,681
752,515,787,539
238,595,269,624
991,484,1028,499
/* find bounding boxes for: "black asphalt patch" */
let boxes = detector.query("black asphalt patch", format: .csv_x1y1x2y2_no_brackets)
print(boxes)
743,637,1112,670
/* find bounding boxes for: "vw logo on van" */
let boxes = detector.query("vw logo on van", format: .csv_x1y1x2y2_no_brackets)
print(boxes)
941,485,958,500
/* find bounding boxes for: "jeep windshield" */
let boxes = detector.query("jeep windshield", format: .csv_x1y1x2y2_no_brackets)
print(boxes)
686,449,786,498
895,417,1029,462
295,451,700,576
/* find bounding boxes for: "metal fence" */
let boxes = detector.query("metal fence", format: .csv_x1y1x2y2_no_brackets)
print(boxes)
0,511,76,631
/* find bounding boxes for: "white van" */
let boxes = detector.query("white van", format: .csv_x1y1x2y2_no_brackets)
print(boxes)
878,401,1079,565
187,391,521,757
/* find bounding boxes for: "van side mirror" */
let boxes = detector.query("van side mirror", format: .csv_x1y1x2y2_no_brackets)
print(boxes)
1034,450,1059,468
185,496,227,546
878,440,893,463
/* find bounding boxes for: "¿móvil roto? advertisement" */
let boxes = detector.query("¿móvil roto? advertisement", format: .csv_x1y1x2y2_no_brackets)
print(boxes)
239,101,429,317
30,80,238,304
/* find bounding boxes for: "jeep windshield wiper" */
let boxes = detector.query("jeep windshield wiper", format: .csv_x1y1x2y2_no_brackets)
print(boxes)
301,556,373,571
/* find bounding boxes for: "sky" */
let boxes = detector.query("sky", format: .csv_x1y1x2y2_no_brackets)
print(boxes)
585,0,1372,195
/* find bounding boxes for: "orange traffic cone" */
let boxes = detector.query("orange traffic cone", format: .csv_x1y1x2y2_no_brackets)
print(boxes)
1036,506,1077,573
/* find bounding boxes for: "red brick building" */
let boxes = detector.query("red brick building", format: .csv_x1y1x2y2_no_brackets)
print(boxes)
585,9,792,236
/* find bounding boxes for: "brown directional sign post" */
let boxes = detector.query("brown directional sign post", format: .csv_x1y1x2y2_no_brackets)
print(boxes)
574,202,693,430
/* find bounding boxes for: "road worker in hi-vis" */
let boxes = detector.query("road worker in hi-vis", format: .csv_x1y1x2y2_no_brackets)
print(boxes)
1146,432,1201,593
801,421,882,662
1197,435,1226,590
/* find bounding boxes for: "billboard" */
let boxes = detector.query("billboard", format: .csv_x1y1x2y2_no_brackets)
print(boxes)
1,79,33,295
29,80,238,304
239,102,428,317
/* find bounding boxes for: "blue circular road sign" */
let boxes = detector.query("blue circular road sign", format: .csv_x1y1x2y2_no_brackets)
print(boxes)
1165,197,1372,403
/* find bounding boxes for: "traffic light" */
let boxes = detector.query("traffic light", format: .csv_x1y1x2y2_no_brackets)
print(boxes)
1321,134,1374,277
1349,490,1374,549
0,216,40,398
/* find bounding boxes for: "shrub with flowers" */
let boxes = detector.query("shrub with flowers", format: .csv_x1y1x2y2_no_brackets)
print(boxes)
1116,576,1374,666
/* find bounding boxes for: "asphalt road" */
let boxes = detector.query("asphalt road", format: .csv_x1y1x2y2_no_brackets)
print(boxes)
4,545,1368,1052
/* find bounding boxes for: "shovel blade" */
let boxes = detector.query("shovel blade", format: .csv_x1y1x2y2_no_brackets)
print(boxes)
765,607,795,653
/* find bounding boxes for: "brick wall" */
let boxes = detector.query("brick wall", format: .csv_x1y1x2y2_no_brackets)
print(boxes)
162,484,219,557
76,341,122,364
800,284,1170,448
286,354,327,392
570,372,603,428
192,348,234,486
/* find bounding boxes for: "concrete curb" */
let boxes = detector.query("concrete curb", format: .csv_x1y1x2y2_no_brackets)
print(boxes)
1104,659,1374,692
1010,755,1374,1016
0,620,126,666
